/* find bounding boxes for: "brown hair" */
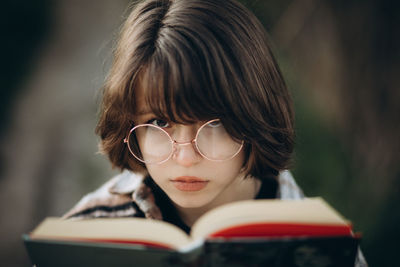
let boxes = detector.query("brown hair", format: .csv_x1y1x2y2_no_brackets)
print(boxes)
96,0,295,180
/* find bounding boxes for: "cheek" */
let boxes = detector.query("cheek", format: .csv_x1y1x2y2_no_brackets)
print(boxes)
211,150,245,180
145,164,166,183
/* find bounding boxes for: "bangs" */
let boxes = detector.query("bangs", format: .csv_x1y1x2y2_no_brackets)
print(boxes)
136,29,235,125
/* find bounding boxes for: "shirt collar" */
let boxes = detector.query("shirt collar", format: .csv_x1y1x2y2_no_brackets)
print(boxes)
108,170,163,220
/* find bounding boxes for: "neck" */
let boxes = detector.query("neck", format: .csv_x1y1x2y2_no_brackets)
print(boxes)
174,176,261,227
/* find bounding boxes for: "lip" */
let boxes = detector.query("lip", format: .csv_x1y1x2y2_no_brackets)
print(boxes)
171,176,209,192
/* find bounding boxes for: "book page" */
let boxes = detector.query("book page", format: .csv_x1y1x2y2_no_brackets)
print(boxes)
191,197,350,240
30,217,191,249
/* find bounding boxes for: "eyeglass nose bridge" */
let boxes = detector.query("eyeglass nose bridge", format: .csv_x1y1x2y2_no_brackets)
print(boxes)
171,139,198,152
173,139,196,146
170,139,200,161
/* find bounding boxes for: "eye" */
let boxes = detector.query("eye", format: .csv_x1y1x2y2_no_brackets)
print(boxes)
148,119,170,128
207,119,222,128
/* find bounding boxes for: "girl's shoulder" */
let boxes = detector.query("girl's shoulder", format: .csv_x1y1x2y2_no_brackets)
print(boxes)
63,170,162,220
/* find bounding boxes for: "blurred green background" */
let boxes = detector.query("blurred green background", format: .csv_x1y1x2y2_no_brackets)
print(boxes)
0,0,398,266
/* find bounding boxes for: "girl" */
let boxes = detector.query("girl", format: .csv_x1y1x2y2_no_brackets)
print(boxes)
65,0,366,266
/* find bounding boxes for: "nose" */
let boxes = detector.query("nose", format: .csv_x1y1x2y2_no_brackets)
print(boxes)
171,126,202,167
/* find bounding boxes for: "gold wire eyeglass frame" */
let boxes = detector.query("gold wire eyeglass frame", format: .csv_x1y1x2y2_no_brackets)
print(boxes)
123,119,244,164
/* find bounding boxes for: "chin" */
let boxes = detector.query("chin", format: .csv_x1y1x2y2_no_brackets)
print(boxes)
169,194,213,209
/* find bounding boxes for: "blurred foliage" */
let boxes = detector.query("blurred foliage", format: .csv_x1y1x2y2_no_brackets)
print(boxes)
0,0,54,137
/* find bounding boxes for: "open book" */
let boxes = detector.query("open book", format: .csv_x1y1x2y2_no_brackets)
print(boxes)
24,198,360,267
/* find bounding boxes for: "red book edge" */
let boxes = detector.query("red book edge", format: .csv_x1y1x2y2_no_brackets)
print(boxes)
208,222,354,238
29,235,172,250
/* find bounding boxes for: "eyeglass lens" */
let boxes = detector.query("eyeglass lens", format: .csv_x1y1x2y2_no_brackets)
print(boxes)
127,120,242,164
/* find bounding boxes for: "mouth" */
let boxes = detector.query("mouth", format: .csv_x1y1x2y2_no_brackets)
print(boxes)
171,176,209,192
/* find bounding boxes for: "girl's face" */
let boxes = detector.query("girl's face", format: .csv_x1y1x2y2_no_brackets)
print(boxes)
134,98,247,209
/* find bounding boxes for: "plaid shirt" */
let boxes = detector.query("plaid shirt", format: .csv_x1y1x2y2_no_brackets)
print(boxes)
64,170,367,266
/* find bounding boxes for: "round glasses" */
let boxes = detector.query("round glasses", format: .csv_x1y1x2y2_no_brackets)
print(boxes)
124,119,244,164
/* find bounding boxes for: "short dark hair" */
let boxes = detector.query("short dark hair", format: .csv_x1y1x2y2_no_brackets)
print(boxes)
96,0,295,180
